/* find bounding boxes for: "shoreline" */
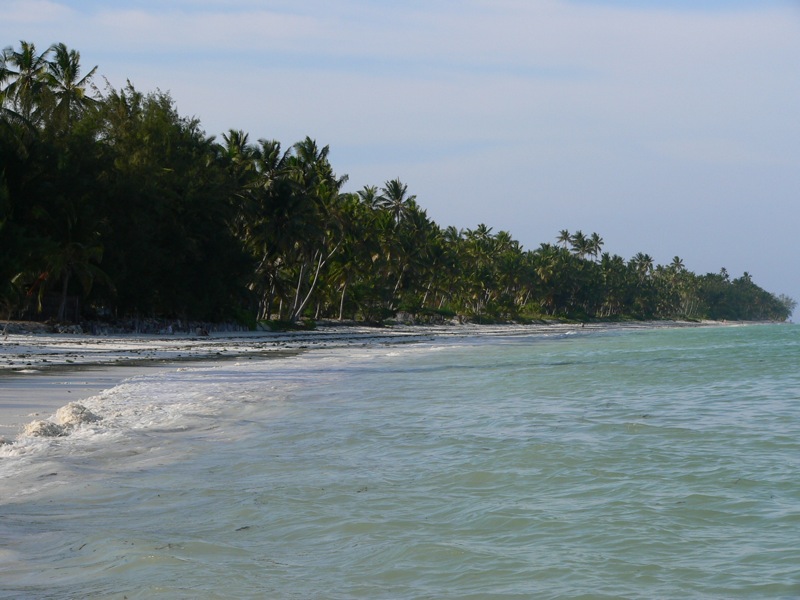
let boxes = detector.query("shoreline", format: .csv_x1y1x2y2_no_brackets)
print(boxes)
0,319,780,439
0,318,751,374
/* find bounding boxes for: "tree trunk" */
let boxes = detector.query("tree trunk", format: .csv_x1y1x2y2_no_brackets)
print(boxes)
421,278,433,308
291,242,342,321
58,270,71,322
389,265,406,310
338,278,349,320
292,261,307,315
265,282,274,321
291,252,324,321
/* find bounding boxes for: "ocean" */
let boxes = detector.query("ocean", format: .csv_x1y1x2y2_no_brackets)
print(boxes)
1,324,798,599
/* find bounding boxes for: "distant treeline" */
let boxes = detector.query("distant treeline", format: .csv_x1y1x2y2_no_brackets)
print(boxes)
1,42,795,325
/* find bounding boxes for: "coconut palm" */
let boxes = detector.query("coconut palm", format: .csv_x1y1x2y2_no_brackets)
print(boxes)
570,230,590,259
532,243,565,315
222,129,257,172
356,184,380,208
630,252,654,278
589,232,604,260
43,43,98,132
278,137,349,321
378,178,416,225
0,41,51,123
325,193,377,319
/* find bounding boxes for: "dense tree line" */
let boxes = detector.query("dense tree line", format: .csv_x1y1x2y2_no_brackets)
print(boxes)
1,42,795,325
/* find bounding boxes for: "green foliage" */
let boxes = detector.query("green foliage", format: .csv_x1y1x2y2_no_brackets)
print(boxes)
1,41,794,324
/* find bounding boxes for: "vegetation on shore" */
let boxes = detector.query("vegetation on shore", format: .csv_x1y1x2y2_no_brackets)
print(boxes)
1,42,795,326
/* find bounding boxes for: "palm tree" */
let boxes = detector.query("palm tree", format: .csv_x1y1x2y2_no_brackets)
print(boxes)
221,129,260,200
0,41,50,123
557,229,571,249
378,178,416,225
388,202,435,308
589,232,604,260
356,184,380,208
630,252,654,279
599,252,628,317
220,135,287,319
570,230,590,259
532,243,565,315
281,137,349,321
222,129,256,168
43,43,98,132
325,193,377,319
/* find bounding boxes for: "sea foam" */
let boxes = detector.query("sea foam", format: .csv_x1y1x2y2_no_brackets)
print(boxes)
20,402,101,438
54,402,101,427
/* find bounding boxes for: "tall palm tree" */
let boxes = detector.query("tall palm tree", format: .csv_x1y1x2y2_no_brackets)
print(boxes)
378,178,416,225
589,232,604,260
281,137,349,321
220,129,262,250
356,184,380,208
388,202,434,307
0,41,50,123
570,230,590,259
325,193,376,320
43,43,98,132
532,243,564,315
630,252,654,278
599,252,627,317
557,229,571,249
222,129,256,168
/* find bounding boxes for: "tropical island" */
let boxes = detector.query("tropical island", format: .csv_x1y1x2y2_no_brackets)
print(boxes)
1,41,796,329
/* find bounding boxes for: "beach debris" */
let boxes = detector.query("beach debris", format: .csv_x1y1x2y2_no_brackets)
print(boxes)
23,420,66,437
55,403,101,427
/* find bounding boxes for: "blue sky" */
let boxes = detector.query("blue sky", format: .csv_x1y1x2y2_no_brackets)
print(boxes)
3,0,799,314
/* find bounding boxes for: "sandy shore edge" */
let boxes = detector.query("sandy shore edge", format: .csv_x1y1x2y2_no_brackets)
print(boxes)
1,319,735,373
0,319,755,439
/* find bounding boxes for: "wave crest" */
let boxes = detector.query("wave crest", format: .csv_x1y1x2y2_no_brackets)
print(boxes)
21,402,102,438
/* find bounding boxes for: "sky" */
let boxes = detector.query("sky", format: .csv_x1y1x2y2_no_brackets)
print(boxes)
3,0,799,315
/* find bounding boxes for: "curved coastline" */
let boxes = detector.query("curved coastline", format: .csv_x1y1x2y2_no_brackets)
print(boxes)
0,319,780,440
0,318,745,373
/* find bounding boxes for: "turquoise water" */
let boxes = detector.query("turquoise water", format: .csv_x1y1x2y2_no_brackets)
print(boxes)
1,324,799,598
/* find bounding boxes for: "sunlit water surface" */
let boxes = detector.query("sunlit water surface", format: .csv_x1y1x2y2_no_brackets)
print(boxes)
1,324,799,599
